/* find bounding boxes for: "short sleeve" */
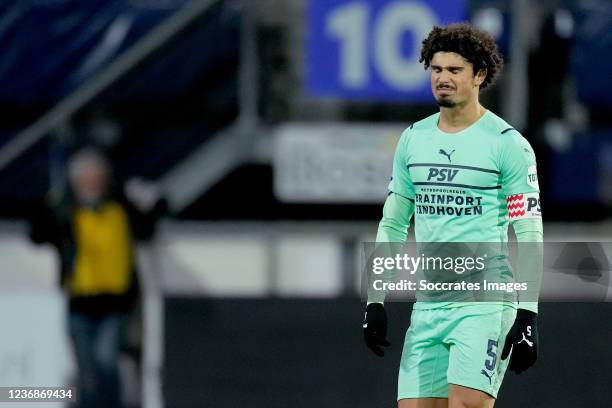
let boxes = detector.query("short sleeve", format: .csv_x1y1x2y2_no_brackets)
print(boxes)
499,131,539,196
388,128,415,199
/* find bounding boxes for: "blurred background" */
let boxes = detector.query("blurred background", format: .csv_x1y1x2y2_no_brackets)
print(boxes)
0,0,611,407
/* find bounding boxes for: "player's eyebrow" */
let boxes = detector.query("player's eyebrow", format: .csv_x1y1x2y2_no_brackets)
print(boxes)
431,65,464,71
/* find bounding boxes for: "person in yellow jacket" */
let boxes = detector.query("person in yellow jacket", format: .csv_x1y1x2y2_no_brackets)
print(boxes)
30,148,164,408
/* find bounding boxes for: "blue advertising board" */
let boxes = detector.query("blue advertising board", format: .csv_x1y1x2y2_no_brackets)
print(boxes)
306,0,467,101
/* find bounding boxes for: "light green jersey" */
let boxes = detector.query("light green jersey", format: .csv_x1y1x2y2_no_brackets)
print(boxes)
389,110,540,243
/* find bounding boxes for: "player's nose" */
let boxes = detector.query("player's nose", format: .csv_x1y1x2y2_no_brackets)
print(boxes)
436,74,452,87
437,79,452,89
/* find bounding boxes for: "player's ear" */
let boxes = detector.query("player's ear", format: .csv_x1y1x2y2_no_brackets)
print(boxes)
474,68,487,88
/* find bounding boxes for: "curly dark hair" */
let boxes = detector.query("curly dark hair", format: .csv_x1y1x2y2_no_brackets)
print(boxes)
419,23,503,90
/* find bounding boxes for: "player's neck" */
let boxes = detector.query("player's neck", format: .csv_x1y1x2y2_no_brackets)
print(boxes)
438,100,486,133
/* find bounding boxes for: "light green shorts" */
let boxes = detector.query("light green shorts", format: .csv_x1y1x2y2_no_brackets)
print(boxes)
398,303,517,400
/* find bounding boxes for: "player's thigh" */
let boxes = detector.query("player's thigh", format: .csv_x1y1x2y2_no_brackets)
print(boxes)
445,304,516,399
398,309,449,400
448,384,495,408
399,397,448,408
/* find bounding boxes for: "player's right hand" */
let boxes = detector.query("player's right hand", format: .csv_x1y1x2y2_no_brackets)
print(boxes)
363,303,391,357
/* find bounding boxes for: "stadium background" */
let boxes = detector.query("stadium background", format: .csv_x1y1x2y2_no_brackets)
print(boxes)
0,0,611,407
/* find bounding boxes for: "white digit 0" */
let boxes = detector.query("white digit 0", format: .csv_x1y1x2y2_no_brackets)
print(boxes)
374,2,438,90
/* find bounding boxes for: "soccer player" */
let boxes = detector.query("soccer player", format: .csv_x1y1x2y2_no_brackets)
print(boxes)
362,24,543,408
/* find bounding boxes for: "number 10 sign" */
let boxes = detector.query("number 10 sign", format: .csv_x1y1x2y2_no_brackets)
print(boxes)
306,0,467,101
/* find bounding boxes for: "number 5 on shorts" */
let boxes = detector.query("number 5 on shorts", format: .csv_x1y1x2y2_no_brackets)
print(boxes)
485,339,498,370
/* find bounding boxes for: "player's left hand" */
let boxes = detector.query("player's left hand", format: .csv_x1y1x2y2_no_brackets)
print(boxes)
501,309,538,374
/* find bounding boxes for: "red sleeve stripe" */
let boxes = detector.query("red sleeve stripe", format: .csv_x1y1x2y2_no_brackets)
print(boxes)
508,210,526,218
507,194,527,218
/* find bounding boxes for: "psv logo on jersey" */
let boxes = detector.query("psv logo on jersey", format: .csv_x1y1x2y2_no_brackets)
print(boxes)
427,168,459,182
507,192,541,219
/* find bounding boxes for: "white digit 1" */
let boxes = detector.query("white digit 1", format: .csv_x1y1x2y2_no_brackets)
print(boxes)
374,2,438,90
326,2,368,88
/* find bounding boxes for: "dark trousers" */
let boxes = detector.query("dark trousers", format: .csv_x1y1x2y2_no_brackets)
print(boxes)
69,312,124,408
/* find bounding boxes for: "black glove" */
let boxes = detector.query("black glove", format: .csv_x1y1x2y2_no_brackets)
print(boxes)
501,309,538,374
363,303,390,357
